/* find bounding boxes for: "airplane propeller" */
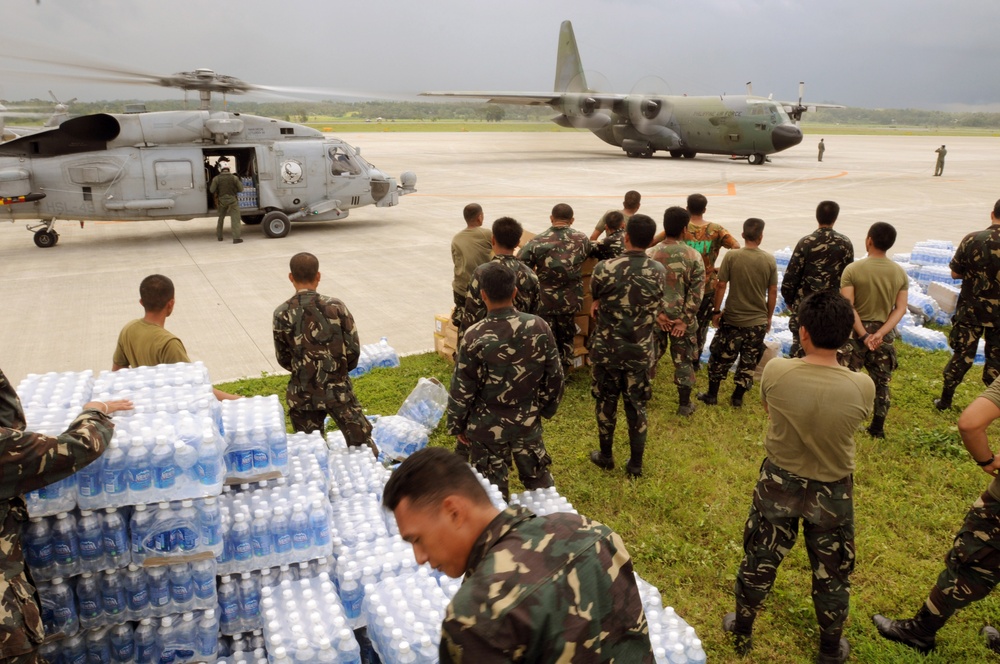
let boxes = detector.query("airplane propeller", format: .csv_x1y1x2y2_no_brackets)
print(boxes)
627,76,670,136
554,70,613,130
784,81,814,124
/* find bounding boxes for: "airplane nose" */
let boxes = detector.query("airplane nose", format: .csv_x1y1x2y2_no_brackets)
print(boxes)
772,124,803,151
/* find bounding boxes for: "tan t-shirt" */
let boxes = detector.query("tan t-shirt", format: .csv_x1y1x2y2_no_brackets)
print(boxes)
112,319,190,368
762,358,875,482
840,257,908,322
717,247,778,327
451,227,493,295
593,209,632,235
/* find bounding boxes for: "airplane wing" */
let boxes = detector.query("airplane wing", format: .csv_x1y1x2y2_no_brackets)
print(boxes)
421,91,628,107
777,101,846,111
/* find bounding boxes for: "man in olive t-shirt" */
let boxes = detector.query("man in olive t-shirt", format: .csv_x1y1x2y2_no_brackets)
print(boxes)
699,218,777,408
725,290,874,663
840,222,909,439
873,378,1000,655
451,203,493,317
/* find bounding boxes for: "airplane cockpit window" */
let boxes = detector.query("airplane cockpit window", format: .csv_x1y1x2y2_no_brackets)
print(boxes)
329,147,362,176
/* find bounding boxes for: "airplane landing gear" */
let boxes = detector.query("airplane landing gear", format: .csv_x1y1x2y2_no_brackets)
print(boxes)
33,229,59,248
748,153,766,165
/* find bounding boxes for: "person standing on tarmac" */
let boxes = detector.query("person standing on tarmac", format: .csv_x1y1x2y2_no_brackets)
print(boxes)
210,164,244,244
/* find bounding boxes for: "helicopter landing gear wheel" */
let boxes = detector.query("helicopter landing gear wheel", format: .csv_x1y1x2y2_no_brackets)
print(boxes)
262,211,291,238
669,150,682,158
33,230,59,248
625,151,639,158
242,214,263,226
748,153,766,165
682,150,697,159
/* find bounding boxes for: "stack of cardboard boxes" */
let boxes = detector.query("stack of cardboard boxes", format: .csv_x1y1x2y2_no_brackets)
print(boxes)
434,312,460,364
572,257,599,370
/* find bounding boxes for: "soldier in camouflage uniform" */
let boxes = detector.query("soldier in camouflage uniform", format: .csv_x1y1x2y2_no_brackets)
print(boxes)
209,165,244,243
648,207,705,416
0,369,132,662
840,222,909,438
588,214,666,478
782,201,855,358
519,203,592,370
873,378,1000,655
699,218,777,408
455,216,540,342
934,200,1000,411
725,290,874,663
589,210,626,261
446,262,564,499
383,447,654,663
273,252,376,453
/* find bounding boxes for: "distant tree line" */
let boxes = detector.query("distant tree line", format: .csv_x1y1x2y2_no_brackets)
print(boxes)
4,98,1000,128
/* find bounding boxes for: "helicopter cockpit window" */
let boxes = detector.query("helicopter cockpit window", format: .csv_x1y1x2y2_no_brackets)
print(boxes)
329,147,362,176
154,161,194,191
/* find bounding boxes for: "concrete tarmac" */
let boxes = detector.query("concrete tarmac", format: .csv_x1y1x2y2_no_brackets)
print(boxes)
1,131,997,387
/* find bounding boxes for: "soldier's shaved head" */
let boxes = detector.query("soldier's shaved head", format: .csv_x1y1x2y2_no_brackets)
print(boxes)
742,218,766,243
662,207,690,239
623,190,641,210
140,275,175,312
867,222,897,252
798,290,854,350
479,262,516,303
686,193,708,216
626,214,656,249
816,200,840,226
492,217,523,250
551,203,574,222
604,211,624,232
290,252,320,284
383,447,491,510
993,199,1000,218
463,203,483,224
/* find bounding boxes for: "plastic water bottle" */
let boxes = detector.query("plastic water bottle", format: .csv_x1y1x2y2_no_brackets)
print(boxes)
174,439,199,485
250,426,270,471
197,432,223,486
238,572,261,626
251,510,272,563
309,499,331,548
64,632,88,664
157,616,176,664
76,571,102,627
269,426,288,468
49,577,79,636
196,613,218,659
134,618,158,664
177,500,200,552
271,506,292,555
231,513,253,562
340,570,362,621
86,627,112,664
175,612,197,662
169,562,194,609
102,508,129,567
76,457,104,504
218,575,241,634
146,565,170,609
130,503,152,559
109,623,135,664
23,517,55,576
102,440,128,500
127,440,153,496
100,568,126,618
51,512,79,576
151,436,176,494
201,496,222,548
336,628,362,664
290,504,310,552
229,431,254,474
192,560,216,601
124,564,149,615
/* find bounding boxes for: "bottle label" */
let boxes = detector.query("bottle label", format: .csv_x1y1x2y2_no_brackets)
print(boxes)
252,449,269,469
292,531,310,550
103,592,123,614
53,540,76,562
130,468,152,490
234,540,252,560
78,598,100,619
274,532,292,552
79,537,102,560
154,465,176,487
171,583,192,602
128,587,149,609
27,540,53,566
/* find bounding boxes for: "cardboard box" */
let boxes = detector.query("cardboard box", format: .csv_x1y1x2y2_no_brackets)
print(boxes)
582,275,592,298
928,281,960,315
434,333,456,364
753,339,782,381
434,313,452,335
581,257,598,277
574,314,591,337
518,229,537,249
444,323,459,349
573,334,588,350
581,293,594,315
571,346,590,370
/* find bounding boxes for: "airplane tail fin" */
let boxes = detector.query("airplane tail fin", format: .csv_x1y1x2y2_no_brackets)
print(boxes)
554,21,588,92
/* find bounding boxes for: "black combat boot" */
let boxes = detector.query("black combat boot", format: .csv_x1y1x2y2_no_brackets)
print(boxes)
677,387,697,416
731,386,747,408
872,606,944,654
868,415,886,439
934,386,955,411
589,450,614,470
816,636,850,663
698,381,720,406
983,626,1000,654
722,612,753,656
625,440,644,478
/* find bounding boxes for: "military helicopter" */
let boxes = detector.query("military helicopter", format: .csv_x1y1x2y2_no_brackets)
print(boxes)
424,21,842,164
0,61,416,248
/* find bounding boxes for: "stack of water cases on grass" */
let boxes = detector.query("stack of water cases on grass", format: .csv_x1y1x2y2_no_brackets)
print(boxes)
348,338,400,380
371,378,449,464
895,240,963,354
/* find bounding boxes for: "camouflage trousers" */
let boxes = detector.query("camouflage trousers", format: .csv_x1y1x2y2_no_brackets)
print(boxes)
540,312,577,369
847,321,896,419
924,490,1000,621
694,291,716,362
215,195,241,241
735,460,855,641
451,290,466,327
289,384,375,454
707,321,768,390
469,433,553,501
942,318,1000,392
591,363,652,455
654,328,697,388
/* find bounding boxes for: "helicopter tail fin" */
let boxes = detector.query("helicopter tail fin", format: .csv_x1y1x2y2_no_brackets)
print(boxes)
554,21,588,93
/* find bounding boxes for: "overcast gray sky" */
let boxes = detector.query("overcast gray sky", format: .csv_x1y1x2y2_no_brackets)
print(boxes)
4,0,1000,111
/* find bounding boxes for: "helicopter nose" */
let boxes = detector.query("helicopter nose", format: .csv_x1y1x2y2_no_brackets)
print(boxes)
772,124,803,151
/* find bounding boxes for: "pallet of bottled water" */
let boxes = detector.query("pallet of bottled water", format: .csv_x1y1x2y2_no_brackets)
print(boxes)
216,477,332,576
22,415,84,517
915,265,961,288
509,487,577,515
348,338,401,379
898,326,949,351
772,246,792,270
130,498,224,564
92,380,221,427
328,446,391,503
17,370,94,411
220,396,289,482
215,628,268,664
24,508,131,582
637,575,706,664
909,241,954,266
39,609,221,664
908,289,939,318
